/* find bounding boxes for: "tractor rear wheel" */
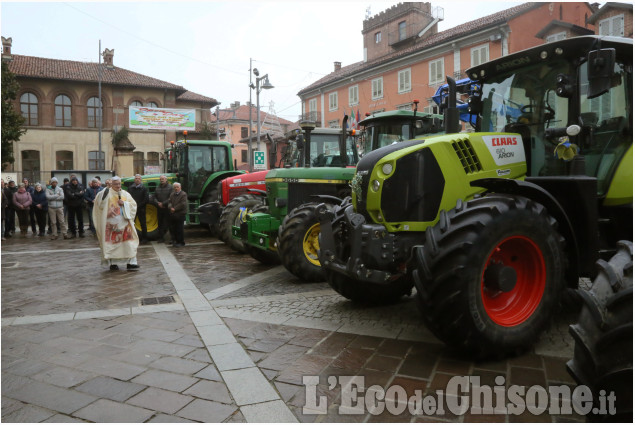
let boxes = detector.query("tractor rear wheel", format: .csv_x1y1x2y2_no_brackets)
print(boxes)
244,203,280,265
278,203,326,282
326,269,413,304
219,194,264,252
413,194,565,358
567,241,632,422
136,204,159,240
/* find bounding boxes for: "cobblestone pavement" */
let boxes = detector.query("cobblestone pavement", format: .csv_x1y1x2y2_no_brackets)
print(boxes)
2,226,586,422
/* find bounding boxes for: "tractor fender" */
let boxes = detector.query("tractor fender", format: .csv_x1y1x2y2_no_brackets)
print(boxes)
470,178,580,288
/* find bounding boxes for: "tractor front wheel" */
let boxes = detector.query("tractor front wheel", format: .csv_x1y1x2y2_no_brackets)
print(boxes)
278,203,326,282
136,204,159,240
413,194,565,358
219,194,264,252
244,203,280,265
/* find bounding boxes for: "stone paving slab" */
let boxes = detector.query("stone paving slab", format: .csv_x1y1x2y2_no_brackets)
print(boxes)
2,226,591,422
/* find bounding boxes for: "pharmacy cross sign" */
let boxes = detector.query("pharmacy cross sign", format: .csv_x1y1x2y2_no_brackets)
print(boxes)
254,151,267,170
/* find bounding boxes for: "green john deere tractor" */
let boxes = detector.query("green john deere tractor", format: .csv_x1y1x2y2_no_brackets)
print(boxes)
123,138,244,239
234,108,444,282
317,35,632,375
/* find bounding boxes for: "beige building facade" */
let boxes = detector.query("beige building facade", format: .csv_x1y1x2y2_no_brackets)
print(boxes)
2,37,218,183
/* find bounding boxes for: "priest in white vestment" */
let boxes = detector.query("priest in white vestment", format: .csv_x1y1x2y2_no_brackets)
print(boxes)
93,176,140,271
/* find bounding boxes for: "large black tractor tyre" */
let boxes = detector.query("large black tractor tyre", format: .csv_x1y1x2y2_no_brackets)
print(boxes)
412,194,566,359
201,189,219,236
219,194,264,251
326,269,413,304
278,203,327,282
135,204,159,240
567,241,633,422
244,203,281,265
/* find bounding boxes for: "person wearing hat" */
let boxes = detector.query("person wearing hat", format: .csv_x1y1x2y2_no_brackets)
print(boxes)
93,176,140,270
46,177,68,240
64,176,86,238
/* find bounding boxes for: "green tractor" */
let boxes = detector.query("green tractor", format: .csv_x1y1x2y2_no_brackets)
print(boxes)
317,34,632,369
123,137,244,239
234,107,444,282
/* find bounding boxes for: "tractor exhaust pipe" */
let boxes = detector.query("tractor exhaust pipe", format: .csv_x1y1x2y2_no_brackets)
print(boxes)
444,76,461,134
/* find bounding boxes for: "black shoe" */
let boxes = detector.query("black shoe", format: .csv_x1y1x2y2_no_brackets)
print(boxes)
127,264,140,270
79,233,85,238
172,242,185,247
38,233,45,237
110,264,119,271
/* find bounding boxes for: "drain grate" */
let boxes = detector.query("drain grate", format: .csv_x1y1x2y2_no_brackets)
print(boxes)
140,295,176,306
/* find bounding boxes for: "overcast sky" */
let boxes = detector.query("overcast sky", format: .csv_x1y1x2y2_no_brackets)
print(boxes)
2,1,522,122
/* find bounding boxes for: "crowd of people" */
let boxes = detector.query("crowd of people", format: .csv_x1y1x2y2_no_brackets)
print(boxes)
1,174,188,250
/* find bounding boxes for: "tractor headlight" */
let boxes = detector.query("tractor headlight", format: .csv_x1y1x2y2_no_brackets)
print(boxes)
381,163,393,175
371,179,381,192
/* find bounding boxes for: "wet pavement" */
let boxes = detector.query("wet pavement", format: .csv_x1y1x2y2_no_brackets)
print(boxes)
1,226,586,422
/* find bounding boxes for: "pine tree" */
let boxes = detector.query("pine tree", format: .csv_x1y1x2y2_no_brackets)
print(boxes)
1,61,26,170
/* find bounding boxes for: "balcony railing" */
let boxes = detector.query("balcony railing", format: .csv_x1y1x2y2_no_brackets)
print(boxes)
298,111,321,124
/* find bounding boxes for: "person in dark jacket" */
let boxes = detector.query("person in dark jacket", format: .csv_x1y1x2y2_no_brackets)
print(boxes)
23,177,37,234
31,182,48,236
1,179,6,240
84,178,103,236
168,182,187,247
4,180,17,237
150,175,172,243
64,176,85,238
128,174,149,243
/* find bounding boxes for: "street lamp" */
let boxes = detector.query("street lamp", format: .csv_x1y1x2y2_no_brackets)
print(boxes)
252,70,274,165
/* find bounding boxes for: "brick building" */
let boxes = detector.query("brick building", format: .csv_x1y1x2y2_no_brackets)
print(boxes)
586,1,633,37
211,102,296,171
298,2,598,128
1,37,218,182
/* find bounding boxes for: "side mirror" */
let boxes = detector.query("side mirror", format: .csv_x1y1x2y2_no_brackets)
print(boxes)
467,95,482,114
587,48,615,99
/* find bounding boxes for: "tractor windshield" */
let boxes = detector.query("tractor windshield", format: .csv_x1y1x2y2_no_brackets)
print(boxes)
310,134,357,167
479,60,572,177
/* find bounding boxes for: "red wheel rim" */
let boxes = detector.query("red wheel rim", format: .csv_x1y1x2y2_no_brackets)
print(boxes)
481,235,546,327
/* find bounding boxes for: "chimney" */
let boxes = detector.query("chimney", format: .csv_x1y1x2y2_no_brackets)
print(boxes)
231,101,240,109
334,61,341,72
102,48,114,69
2,37,13,61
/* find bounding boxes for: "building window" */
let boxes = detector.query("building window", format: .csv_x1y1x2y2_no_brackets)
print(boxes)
375,32,381,43
424,105,439,114
546,32,566,43
398,21,407,41
134,151,145,176
329,92,338,111
55,94,72,127
87,97,102,128
308,98,318,121
398,68,411,93
241,150,248,162
146,152,160,173
470,44,489,67
241,127,248,138
349,85,359,106
147,102,158,108
372,77,383,100
130,101,143,107
328,120,339,128
56,150,73,170
21,150,40,183
429,58,444,85
88,151,105,170
599,14,624,36
20,92,38,126
396,103,412,111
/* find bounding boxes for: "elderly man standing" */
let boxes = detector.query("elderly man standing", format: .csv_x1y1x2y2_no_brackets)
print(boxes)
168,182,187,247
150,175,172,243
93,176,140,271
46,177,68,240
128,174,149,244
